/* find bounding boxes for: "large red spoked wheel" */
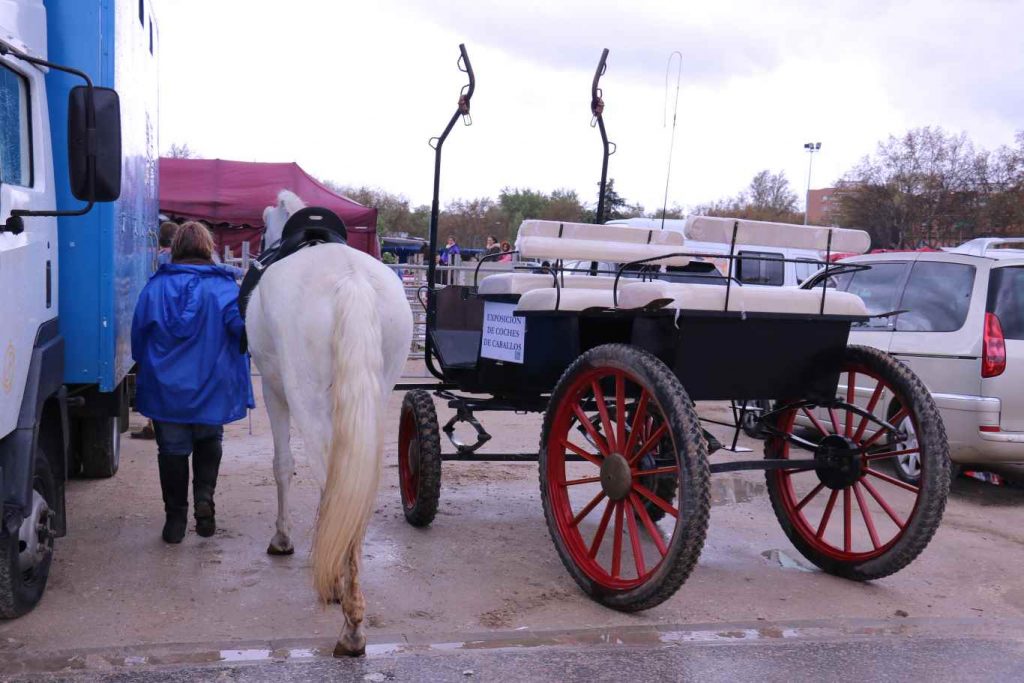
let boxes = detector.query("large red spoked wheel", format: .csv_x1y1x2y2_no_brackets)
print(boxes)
398,390,442,527
765,345,950,580
540,344,710,611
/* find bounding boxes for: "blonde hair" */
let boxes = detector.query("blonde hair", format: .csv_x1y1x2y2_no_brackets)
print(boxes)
171,221,216,263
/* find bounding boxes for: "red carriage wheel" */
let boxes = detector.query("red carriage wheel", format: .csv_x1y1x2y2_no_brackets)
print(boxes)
765,345,951,580
539,344,710,611
398,390,442,527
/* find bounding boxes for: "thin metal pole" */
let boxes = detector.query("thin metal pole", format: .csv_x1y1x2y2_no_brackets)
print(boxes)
660,51,683,231
804,146,817,226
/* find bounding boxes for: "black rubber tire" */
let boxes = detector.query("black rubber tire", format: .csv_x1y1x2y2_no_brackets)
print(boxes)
77,415,120,478
0,449,56,619
398,390,442,528
539,344,711,612
764,345,950,581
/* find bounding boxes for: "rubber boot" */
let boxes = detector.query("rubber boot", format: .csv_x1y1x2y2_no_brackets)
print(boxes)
192,437,223,538
158,454,190,543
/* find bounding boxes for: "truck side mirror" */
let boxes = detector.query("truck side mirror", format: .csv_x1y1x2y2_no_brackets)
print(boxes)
68,85,122,202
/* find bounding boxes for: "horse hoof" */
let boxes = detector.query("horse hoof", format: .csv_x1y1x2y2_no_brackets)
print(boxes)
266,542,294,556
333,639,366,658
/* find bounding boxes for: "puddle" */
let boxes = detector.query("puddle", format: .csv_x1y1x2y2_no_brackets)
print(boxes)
761,548,816,572
710,476,766,506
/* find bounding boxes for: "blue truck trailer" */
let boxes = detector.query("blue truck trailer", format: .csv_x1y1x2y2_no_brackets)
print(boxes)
0,0,158,617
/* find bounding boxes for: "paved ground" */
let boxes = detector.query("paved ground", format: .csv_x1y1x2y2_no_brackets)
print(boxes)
3,366,1024,679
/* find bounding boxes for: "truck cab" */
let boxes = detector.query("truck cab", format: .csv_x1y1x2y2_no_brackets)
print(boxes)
0,0,157,618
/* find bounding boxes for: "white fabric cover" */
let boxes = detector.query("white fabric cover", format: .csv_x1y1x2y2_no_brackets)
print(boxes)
478,273,617,295
617,281,869,316
516,219,691,266
515,288,616,312
684,215,871,255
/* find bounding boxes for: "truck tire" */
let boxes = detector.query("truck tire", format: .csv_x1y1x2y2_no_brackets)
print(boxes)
77,415,121,478
0,449,56,618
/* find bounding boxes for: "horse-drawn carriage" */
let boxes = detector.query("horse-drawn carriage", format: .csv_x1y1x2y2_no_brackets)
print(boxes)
395,46,950,611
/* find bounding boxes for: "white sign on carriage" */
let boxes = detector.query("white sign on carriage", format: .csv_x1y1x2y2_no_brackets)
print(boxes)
480,302,526,364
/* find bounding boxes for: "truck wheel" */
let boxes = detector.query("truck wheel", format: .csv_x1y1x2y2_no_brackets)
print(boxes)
0,449,56,618
77,416,121,478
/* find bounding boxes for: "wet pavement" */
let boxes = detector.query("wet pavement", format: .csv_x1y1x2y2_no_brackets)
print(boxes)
3,367,1024,679
3,619,1024,680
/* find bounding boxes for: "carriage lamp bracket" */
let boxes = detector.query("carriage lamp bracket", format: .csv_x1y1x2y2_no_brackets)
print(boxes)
441,406,492,454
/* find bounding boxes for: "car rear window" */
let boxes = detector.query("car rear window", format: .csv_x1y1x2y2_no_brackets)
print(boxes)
895,262,976,332
737,251,784,286
988,267,1024,340
835,262,908,328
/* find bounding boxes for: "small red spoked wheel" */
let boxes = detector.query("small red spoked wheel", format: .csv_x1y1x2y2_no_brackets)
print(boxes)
539,344,710,611
765,345,950,580
398,390,442,527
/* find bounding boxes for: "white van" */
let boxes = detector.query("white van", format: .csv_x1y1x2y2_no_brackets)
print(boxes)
606,217,824,287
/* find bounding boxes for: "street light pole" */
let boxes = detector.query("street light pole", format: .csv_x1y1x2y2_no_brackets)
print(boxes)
803,141,821,225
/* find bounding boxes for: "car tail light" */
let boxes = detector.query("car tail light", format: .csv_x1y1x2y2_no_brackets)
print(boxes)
982,312,1006,378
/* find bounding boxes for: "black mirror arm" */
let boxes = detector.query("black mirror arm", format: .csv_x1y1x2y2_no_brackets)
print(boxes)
0,43,97,234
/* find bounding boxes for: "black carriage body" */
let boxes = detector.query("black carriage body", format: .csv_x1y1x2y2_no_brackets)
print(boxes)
431,285,854,404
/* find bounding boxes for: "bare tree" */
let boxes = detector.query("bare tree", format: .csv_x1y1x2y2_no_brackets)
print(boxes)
832,127,989,248
693,170,803,224
165,143,197,159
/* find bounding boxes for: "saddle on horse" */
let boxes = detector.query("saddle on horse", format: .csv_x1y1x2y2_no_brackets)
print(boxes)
238,207,348,352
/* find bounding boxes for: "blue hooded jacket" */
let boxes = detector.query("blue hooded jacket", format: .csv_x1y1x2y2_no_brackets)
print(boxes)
132,263,255,425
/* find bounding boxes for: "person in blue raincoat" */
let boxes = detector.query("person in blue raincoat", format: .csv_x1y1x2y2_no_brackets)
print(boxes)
131,222,255,544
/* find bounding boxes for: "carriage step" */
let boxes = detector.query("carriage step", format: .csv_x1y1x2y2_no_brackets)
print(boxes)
442,409,492,454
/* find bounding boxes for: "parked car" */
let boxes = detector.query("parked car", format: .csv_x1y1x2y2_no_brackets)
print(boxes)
801,241,1024,482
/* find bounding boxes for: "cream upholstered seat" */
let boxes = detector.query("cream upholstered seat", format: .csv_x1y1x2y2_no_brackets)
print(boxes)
515,288,616,312
616,281,869,316
517,220,691,266
684,215,872,254
478,273,618,295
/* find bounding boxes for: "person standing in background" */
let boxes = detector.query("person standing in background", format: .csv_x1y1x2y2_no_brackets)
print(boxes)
498,240,513,262
484,235,501,258
157,221,179,266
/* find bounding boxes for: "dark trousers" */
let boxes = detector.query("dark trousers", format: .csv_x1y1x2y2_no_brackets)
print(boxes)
153,422,224,517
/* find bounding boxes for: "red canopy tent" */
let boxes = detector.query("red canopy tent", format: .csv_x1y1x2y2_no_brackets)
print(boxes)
159,158,379,257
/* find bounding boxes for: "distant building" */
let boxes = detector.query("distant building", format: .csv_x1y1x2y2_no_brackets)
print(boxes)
806,188,838,225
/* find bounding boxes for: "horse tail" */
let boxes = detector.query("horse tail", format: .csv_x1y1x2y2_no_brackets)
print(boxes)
311,266,383,603
278,189,306,215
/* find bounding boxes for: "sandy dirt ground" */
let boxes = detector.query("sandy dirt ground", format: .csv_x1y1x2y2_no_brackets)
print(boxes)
3,364,1024,661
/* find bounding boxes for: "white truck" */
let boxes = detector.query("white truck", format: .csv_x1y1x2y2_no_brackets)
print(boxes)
1,0,157,617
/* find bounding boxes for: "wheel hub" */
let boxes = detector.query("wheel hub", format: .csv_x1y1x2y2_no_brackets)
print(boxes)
18,489,52,573
600,453,632,501
814,434,863,490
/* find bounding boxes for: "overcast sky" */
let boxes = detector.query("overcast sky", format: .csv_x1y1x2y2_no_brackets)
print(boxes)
157,0,1023,213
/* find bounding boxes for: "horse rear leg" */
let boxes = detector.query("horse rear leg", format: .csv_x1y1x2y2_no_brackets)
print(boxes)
264,381,296,556
333,549,367,657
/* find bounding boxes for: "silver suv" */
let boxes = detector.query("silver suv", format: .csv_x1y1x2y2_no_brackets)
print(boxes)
815,242,1024,482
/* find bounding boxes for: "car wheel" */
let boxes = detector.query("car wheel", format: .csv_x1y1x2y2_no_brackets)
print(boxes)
889,412,921,486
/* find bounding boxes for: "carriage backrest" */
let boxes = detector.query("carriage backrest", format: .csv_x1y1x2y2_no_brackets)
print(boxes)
516,220,691,266
684,216,871,255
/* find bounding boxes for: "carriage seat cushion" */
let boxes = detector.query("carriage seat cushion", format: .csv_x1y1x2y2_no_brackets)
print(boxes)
515,288,616,312
478,273,617,295
516,219,692,266
617,281,869,316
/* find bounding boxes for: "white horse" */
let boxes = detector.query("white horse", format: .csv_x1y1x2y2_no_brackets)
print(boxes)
261,194,290,248
246,190,413,656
